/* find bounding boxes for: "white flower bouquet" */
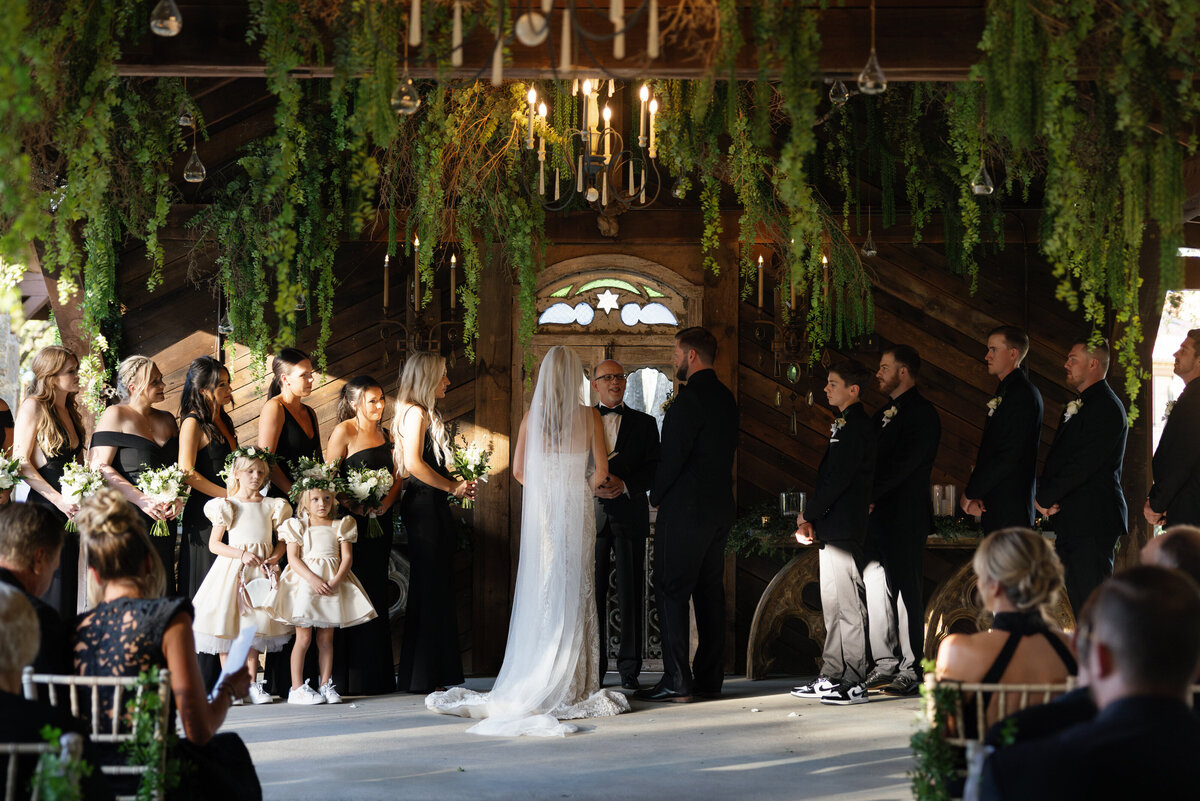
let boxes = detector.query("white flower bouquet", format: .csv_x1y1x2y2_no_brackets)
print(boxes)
293,455,338,483
135,464,191,537
449,437,493,510
0,457,21,493
344,465,394,538
58,462,105,532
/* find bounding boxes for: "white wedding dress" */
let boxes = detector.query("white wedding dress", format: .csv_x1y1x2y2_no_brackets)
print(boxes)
427,355,630,736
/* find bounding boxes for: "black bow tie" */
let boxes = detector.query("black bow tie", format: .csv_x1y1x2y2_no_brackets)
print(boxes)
598,404,624,416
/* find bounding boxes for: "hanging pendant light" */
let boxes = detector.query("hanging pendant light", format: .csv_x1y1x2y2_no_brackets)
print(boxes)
672,179,687,199
150,0,182,37
217,311,233,336
971,162,995,195
857,0,887,95
391,64,422,115
862,229,877,257
183,147,206,183
829,80,850,107
177,106,194,128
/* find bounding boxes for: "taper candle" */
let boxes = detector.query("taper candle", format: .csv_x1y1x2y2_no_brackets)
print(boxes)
450,253,457,309
451,0,462,67
757,254,764,309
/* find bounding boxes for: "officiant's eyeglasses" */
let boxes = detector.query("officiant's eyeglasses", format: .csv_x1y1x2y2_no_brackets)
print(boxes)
595,372,626,383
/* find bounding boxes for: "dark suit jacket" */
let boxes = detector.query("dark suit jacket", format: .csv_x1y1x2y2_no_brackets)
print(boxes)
596,404,661,538
966,368,1044,532
981,695,1200,800
867,387,941,544
0,690,115,801
0,567,71,674
1149,377,1200,526
808,402,876,546
650,369,738,536
1036,380,1128,543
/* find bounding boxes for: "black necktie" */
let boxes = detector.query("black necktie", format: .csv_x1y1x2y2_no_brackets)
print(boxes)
598,404,624,416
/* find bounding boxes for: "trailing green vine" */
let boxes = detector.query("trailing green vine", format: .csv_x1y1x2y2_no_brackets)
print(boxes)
31,725,91,801
122,670,181,801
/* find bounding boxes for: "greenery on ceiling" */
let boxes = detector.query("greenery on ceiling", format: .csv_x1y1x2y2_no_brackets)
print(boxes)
0,0,1195,413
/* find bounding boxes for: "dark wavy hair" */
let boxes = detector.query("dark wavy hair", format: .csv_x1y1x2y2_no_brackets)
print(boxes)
268,347,312,400
338,375,383,422
179,356,234,446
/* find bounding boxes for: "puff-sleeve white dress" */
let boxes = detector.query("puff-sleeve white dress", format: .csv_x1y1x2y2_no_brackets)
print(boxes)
271,516,377,629
191,496,295,654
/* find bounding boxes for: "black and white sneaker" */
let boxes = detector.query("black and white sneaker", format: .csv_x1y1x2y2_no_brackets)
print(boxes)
791,676,838,699
820,681,869,705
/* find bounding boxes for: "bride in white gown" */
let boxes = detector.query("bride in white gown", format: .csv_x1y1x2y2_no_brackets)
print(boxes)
426,346,631,736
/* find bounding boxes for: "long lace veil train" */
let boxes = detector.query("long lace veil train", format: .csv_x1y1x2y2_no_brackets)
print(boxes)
426,346,629,736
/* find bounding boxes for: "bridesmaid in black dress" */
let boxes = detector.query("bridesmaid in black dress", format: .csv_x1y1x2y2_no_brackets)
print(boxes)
176,357,237,690
258,348,322,694
14,346,86,617
327,376,403,695
0,397,13,455
392,353,473,693
90,357,181,595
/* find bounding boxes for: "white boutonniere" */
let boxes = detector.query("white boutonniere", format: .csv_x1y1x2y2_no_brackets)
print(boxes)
1164,399,1176,422
987,395,1003,417
830,416,847,438
881,406,899,428
1063,398,1083,422
661,391,675,414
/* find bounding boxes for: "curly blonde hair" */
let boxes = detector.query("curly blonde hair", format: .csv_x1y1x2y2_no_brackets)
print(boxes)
76,488,165,599
115,355,158,401
974,527,1064,618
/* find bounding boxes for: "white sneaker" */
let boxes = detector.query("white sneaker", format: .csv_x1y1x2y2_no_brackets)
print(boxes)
287,680,325,706
821,681,869,705
318,679,342,705
248,681,274,705
791,676,838,698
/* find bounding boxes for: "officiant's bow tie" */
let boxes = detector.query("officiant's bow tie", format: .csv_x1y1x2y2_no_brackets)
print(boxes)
599,405,625,416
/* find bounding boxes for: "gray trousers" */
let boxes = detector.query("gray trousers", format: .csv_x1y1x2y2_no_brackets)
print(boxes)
818,543,869,684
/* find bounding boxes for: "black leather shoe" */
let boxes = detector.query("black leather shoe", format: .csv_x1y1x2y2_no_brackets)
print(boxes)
621,677,641,691
635,686,693,703
692,688,721,699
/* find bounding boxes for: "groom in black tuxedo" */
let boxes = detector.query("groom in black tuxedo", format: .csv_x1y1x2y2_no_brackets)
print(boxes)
962,325,1044,532
1035,339,1128,613
591,359,660,691
642,327,738,703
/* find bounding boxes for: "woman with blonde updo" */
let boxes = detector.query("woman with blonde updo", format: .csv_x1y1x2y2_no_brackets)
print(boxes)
90,356,181,595
935,527,1077,728
393,353,473,693
14,345,86,617
72,488,260,799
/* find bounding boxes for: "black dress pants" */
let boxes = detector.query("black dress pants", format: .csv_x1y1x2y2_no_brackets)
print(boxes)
595,521,645,681
653,520,726,695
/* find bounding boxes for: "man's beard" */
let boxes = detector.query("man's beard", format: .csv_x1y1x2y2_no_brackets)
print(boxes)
879,376,900,396
675,362,688,382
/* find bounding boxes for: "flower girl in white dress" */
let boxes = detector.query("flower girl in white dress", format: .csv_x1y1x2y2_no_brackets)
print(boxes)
273,477,377,705
192,447,294,704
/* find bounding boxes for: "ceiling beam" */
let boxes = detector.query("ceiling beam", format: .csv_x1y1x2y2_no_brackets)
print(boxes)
116,3,985,81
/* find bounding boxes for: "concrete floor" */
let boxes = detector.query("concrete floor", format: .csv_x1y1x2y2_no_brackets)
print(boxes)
226,675,921,801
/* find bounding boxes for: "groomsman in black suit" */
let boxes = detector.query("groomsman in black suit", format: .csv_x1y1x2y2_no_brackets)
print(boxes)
1146,328,1200,528
962,326,1044,532
641,327,737,703
793,360,876,706
1035,339,1128,613
591,359,661,691
862,346,941,698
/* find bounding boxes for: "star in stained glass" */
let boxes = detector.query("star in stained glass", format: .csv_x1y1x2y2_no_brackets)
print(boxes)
596,289,620,314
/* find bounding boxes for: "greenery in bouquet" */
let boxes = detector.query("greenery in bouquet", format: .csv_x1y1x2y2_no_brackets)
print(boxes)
344,465,394,538
0,456,22,493
135,465,190,538
58,462,106,533
448,437,493,510
292,455,338,483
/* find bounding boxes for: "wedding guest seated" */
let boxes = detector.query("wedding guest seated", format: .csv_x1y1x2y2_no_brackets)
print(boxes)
0,503,71,673
72,488,260,800
0,584,114,801
986,524,1200,746
981,566,1200,799
935,528,1076,732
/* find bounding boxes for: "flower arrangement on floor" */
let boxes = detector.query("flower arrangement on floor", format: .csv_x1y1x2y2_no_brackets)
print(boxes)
58,462,106,532
135,465,191,538
449,437,493,510
344,465,394,538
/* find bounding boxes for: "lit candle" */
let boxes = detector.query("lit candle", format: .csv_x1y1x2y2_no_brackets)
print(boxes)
450,253,457,309
451,0,462,67
526,86,537,150
757,254,764,309
581,79,591,136
602,105,612,159
383,253,390,309
538,102,547,194
648,98,658,157
538,102,547,154
572,78,579,96
413,235,420,306
639,84,649,143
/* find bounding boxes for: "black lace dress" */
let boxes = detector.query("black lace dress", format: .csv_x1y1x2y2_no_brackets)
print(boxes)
396,431,464,692
90,432,181,596
337,439,398,695
74,597,261,801
29,415,84,619
263,403,321,694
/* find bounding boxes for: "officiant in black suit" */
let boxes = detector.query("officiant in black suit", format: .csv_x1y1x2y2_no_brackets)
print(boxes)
591,359,661,691
1035,339,1128,613
962,326,1044,532
1146,328,1200,529
641,327,737,703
